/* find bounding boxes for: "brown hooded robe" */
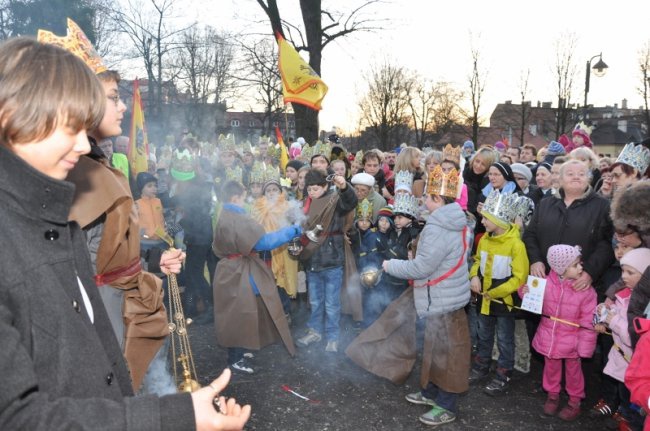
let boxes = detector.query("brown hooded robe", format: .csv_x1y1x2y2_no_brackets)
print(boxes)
212,208,295,355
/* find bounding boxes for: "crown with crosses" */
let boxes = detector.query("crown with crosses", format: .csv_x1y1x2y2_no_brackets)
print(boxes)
311,140,332,160
615,142,650,174
425,165,460,199
38,18,107,74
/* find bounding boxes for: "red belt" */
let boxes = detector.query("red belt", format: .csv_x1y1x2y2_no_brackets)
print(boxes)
226,252,256,260
95,257,142,286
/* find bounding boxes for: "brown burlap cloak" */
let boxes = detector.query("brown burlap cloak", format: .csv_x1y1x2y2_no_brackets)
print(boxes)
345,287,470,393
68,156,168,391
212,208,295,355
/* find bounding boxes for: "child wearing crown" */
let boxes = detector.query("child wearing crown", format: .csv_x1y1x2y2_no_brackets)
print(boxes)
350,199,383,327
346,164,471,427
468,190,529,395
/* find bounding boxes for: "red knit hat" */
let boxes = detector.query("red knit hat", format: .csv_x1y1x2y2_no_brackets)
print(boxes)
377,206,394,219
547,245,581,276
572,128,592,147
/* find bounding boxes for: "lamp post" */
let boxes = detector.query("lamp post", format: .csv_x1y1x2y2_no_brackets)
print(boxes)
583,52,609,120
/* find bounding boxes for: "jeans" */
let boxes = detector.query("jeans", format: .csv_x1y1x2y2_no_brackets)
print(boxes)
307,266,343,342
476,313,515,372
422,382,459,413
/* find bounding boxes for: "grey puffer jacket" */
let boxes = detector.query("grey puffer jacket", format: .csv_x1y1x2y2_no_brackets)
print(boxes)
386,202,471,317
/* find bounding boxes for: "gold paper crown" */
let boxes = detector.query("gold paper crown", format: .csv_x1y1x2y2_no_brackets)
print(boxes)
312,140,332,160
615,143,650,174
241,141,255,155
425,165,459,199
264,165,281,183
267,144,282,161
356,198,373,221
218,134,237,154
225,166,243,183
249,161,266,184
442,144,462,166
38,18,107,74
394,170,414,194
300,143,313,161
354,150,364,165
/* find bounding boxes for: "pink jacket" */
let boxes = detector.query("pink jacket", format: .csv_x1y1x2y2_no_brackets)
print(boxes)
604,288,633,383
522,270,597,359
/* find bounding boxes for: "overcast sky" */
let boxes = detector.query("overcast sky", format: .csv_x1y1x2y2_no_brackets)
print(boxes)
189,0,650,133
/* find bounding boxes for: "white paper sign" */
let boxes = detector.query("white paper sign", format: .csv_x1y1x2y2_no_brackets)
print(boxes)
520,275,547,314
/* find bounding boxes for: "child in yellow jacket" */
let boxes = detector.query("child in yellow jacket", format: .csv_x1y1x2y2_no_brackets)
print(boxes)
468,190,529,395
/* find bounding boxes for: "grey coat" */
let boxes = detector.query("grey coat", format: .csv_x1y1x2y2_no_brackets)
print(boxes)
0,146,194,430
386,202,471,317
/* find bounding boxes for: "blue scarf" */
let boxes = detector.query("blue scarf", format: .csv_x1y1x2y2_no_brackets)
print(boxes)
482,180,516,197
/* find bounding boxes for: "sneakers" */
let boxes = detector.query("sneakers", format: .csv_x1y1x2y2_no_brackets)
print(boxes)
483,375,510,396
605,412,626,430
230,359,254,374
468,367,489,383
405,392,437,407
297,329,322,346
325,340,338,352
589,398,614,417
419,405,456,426
543,394,560,416
558,400,581,421
616,417,633,431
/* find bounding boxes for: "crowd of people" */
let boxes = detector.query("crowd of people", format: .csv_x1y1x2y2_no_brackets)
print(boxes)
1,27,650,431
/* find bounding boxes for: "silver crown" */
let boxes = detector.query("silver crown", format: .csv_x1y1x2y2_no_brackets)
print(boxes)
513,195,535,226
616,143,650,174
481,190,521,224
394,170,414,193
393,193,419,218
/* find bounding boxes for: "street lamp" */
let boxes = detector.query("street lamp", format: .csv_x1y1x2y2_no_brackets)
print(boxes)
583,52,609,119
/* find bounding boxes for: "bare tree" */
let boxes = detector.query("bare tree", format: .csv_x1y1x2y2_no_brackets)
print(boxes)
408,78,464,147
237,37,283,136
111,0,193,120
518,69,532,146
468,40,487,145
358,60,414,151
256,0,382,141
638,40,650,136
552,32,578,138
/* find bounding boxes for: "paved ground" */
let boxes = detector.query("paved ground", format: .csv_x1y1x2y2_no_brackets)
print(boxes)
188,301,610,431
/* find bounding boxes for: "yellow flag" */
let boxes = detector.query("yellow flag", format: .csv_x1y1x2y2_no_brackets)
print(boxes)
276,33,328,110
129,80,149,178
275,126,289,174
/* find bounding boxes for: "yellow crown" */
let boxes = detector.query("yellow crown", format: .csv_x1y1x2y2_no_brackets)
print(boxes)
426,165,459,199
218,134,237,154
356,198,373,221
38,18,107,74
225,166,243,183
249,161,266,184
300,143,313,161
442,144,462,166
354,150,364,165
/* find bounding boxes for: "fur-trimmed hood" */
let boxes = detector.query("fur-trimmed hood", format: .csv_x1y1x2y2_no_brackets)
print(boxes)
611,180,650,246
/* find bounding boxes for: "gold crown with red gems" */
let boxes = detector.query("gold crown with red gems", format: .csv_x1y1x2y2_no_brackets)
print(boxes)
38,18,107,74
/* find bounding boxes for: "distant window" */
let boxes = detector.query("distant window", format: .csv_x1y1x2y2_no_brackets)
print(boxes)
249,120,255,127
289,121,295,127
231,119,240,127
272,121,279,127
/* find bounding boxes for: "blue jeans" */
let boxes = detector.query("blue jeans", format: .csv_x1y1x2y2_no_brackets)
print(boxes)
307,267,343,342
476,313,515,373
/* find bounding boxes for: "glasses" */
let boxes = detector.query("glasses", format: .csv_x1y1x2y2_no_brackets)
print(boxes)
107,94,122,107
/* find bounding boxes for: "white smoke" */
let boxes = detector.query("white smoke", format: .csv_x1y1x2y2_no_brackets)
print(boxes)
285,198,308,227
